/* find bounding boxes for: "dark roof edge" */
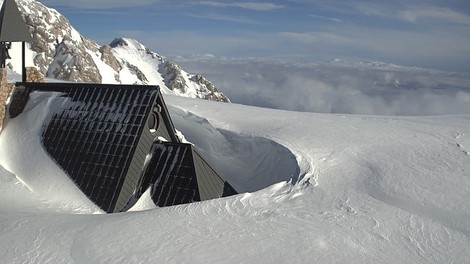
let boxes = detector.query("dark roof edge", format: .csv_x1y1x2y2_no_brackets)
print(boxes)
16,82,160,92
156,90,180,143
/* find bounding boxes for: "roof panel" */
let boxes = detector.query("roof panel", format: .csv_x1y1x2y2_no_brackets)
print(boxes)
19,82,159,212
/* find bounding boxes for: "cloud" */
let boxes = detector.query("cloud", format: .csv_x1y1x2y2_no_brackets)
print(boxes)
39,0,470,73
309,14,344,23
352,2,394,18
185,13,257,24
40,0,284,11
198,1,284,11
276,25,470,72
279,31,351,44
352,2,470,26
39,0,160,9
119,22,470,73
173,57,470,116
121,30,278,58
400,7,470,25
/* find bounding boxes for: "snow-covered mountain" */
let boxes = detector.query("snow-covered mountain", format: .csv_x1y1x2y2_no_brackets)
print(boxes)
8,0,229,102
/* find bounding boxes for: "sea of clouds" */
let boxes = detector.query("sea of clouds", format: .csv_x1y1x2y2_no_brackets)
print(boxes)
174,57,470,116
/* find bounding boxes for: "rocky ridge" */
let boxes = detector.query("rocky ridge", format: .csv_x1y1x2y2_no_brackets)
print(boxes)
12,0,229,102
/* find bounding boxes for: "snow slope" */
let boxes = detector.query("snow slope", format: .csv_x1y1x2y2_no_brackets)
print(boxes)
1,92,469,263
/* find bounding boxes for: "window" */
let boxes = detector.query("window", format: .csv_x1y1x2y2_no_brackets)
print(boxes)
148,112,159,133
148,104,161,133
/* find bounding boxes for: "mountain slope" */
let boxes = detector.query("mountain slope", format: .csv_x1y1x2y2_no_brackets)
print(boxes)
9,0,229,102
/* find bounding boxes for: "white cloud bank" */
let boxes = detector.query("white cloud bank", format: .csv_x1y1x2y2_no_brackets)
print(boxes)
174,57,470,116
400,7,470,25
198,1,284,11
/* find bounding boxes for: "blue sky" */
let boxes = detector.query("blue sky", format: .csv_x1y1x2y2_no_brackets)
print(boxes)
39,0,470,73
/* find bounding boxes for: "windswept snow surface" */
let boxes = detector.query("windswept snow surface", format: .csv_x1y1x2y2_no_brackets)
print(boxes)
1,94,470,263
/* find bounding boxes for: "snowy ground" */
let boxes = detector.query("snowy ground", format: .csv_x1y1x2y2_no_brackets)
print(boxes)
1,90,470,263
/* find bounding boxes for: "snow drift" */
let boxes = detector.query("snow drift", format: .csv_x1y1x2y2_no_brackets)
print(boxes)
1,92,469,263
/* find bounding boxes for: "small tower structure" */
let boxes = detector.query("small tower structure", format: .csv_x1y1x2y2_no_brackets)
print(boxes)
0,0,33,82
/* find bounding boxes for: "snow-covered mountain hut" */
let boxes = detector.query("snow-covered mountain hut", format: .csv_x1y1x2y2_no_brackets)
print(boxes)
7,82,237,213
1,0,236,213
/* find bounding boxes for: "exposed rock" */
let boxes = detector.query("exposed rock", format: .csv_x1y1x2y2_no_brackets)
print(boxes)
0,69,14,132
26,67,45,82
47,39,102,83
100,45,122,73
190,74,230,102
163,61,187,93
110,38,128,48
126,62,148,84
15,0,230,102
19,0,75,75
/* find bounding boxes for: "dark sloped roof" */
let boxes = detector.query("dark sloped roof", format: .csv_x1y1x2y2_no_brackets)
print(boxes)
0,0,32,42
9,82,162,212
8,82,237,213
141,142,237,208
37,83,160,212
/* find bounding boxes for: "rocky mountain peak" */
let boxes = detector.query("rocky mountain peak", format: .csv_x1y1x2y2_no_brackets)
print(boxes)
110,38,127,48
11,0,230,102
